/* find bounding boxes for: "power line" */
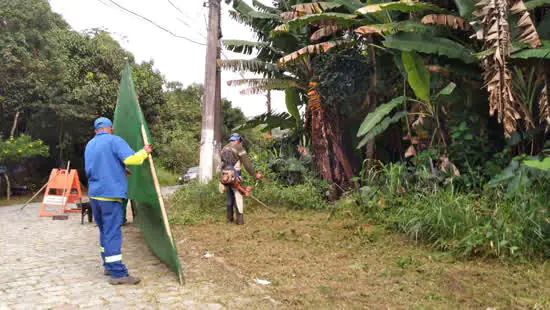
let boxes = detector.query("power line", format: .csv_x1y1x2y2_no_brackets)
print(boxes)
166,0,208,39
102,0,206,46
176,17,207,39
166,0,199,23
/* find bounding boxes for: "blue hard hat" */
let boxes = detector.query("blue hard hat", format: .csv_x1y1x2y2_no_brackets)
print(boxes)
94,117,113,129
229,133,242,141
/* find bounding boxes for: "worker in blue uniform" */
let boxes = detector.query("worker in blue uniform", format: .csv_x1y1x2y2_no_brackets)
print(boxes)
84,117,151,285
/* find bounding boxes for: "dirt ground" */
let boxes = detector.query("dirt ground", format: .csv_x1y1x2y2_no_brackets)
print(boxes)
174,206,550,310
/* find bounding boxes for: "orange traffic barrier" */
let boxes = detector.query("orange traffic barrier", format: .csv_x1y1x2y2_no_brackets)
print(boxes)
38,169,82,217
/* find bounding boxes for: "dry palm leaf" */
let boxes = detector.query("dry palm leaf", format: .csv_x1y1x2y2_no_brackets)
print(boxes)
277,41,343,65
310,25,341,41
421,14,471,31
404,145,417,158
473,0,528,136
438,155,460,176
291,2,332,14
355,25,386,36
509,0,541,48
280,11,303,20
240,87,267,95
227,78,298,88
271,23,290,35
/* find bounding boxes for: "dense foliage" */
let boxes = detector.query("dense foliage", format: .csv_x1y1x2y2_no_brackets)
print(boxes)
0,0,249,195
0,0,165,182
151,83,247,173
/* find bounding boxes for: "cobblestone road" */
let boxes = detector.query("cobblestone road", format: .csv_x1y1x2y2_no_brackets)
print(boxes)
0,188,276,310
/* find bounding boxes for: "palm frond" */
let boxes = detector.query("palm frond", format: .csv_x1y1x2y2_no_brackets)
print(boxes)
510,0,541,48
277,41,347,66
232,0,281,20
227,78,299,90
355,0,446,15
234,112,297,132
291,2,345,14
280,11,304,20
524,0,550,10
217,59,281,77
421,14,471,31
271,23,290,36
271,13,358,36
230,0,282,39
311,25,342,41
222,40,283,56
252,0,280,14
383,32,477,64
473,0,529,135
356,22,440,36
287,13,359,30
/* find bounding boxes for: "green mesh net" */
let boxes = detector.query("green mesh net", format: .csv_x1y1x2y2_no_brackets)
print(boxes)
113,62,183,284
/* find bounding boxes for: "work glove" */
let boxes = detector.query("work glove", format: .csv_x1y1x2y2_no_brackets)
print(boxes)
143,143,152,154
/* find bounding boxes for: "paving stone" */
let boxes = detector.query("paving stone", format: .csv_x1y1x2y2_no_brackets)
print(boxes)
1,192,274,309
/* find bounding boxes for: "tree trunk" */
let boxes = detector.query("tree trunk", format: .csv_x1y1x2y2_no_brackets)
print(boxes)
4,173,10,201
311,108,333,181
365,44,378,173
309,82,354,187
326,116,354,183
10,110,20,138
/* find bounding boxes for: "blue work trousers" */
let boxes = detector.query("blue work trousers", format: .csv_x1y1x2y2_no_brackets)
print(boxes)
90,199,128,278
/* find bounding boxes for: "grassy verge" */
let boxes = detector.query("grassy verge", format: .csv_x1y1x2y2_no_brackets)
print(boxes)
173,207,550,309
355,163,550,260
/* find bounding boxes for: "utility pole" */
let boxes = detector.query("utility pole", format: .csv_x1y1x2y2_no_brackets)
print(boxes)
266,91,272,137
214,5,223,174
199,0,221,183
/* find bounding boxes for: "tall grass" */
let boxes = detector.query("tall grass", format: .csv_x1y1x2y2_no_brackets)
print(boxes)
157,167,178,186
168,180,226,225
253,176,329,210
168,174,329,225
359,162,550,259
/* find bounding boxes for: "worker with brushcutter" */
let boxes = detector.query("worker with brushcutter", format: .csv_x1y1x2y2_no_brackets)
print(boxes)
84,117,151,285
220,133,262,225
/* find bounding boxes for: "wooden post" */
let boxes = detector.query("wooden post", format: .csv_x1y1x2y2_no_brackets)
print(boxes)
60,161,71,207
140,125,183,284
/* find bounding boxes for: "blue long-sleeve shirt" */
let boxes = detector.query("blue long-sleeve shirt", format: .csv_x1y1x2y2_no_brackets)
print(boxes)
84,132,144,199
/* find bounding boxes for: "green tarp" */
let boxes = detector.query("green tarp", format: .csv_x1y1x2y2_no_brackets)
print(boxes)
113,62,184,284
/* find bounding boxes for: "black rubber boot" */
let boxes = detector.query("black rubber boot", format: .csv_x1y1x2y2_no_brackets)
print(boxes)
236,212,244,225
226,188,235,223
226,207,234,223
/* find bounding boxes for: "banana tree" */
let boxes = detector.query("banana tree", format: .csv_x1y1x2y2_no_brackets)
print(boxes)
357,51,458,154
277,0,550,152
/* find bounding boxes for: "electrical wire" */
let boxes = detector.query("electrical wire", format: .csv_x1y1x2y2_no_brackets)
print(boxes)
102,0,206,46
167,0,209,40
